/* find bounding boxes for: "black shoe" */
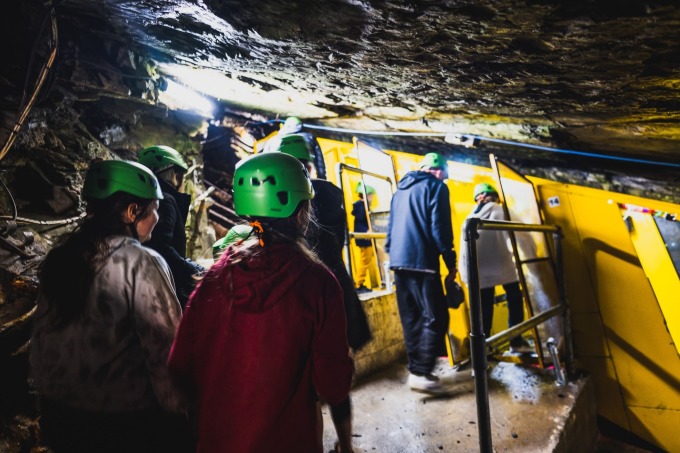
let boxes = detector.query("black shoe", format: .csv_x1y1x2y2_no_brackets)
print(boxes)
509,337,534,354
356,285,371,294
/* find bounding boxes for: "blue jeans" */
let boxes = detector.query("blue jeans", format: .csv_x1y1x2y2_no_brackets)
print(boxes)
394,270,449,375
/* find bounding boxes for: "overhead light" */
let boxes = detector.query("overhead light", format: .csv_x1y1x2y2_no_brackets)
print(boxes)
444,132,477,148
158,63,334,117
158,79,216,118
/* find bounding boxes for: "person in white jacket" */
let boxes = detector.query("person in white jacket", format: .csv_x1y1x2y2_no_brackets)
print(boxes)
459,183,531,352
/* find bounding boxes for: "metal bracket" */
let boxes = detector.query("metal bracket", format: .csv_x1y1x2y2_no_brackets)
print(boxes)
547,337,566,386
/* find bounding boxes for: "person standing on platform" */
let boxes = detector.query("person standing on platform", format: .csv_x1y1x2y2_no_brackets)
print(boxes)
386,152,457,395
137,145,204,307
458,182,532,353
351,181,376,293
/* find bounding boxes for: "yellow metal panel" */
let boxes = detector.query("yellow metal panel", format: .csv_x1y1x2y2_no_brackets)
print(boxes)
536,185,600,315
570,312,609,358
627,406,680,453
570,195,680,409
625,211,680,354
547,185,680,451
609,331,680,410
577,356,630,429
314,137,680,451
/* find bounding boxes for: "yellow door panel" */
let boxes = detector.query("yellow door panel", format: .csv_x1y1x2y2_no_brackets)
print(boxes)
627,406,680,453
569,195,680,408
625,211,680,354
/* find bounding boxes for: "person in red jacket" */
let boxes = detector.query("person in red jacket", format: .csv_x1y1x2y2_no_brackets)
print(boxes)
168,152,355,453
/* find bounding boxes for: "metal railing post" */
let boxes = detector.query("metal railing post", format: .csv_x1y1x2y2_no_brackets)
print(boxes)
552,228,574,378
464,217,493,453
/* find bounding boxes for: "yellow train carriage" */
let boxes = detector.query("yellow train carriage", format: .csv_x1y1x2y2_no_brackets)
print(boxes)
256,131,679,452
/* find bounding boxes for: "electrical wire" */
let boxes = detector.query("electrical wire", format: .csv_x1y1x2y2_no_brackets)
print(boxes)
0,178,18,221
0,213,86,226
301,124,680,169
0,2,59,163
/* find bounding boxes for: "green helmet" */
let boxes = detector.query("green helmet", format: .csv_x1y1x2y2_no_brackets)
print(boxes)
282,116,303,131
272,134,314,161
212,224,253,259
355,181,376,195
137,145,188,174
83,160,163,200
234,153,314,218
420,152,446,170
473,182,498,200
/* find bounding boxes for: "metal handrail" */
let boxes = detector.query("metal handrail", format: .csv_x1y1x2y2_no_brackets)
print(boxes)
464,217,571,453
349,232,387,240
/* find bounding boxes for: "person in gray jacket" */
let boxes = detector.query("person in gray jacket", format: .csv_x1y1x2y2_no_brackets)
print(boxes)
458,182,531,353
386,152,457,395
31,160,192,453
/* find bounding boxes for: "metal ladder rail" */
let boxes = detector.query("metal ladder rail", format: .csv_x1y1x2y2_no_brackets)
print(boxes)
464,217,569,453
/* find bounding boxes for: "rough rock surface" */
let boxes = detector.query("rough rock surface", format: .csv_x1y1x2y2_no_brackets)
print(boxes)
1,0,679,206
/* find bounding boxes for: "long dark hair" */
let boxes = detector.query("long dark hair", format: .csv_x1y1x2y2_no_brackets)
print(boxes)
234,200,317,263
202,200,318,331
38,192,154,324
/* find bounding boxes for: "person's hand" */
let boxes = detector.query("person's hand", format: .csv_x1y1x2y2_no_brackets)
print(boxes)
445,270,457,282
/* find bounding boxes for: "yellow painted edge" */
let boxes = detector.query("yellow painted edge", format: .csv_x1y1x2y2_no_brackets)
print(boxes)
626,211,680,354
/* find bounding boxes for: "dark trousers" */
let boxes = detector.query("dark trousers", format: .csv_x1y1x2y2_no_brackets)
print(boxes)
394,270,449,375
480,281,524,340
39,398,195,453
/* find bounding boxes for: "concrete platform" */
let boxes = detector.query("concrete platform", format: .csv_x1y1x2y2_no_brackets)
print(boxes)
322,357,597,453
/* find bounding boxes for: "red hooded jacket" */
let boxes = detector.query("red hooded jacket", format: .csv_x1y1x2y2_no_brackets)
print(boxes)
168,242,354,452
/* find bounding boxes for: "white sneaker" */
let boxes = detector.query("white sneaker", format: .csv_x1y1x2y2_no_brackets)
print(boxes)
407,373,450,395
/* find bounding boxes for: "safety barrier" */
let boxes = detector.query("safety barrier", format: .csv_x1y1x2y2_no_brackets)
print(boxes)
463,217,573,453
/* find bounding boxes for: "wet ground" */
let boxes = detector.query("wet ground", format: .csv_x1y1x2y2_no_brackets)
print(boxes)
0,354,658,453
321,357,657,453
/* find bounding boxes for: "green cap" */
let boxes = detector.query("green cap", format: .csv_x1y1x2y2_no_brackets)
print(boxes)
473,182,498,200
83,160,163,200
355,181,376,195
137,145,188,174
420,152,446,170
271,134,314,161
233,153,314,218
212,224,253,259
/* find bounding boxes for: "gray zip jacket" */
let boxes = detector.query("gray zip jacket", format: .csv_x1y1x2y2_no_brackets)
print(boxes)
30,236,184,413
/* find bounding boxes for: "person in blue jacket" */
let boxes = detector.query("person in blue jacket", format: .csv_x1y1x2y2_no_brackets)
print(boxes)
386,152,457,395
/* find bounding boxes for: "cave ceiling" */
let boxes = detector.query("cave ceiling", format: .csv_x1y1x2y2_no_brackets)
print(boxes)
2,0,680,202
